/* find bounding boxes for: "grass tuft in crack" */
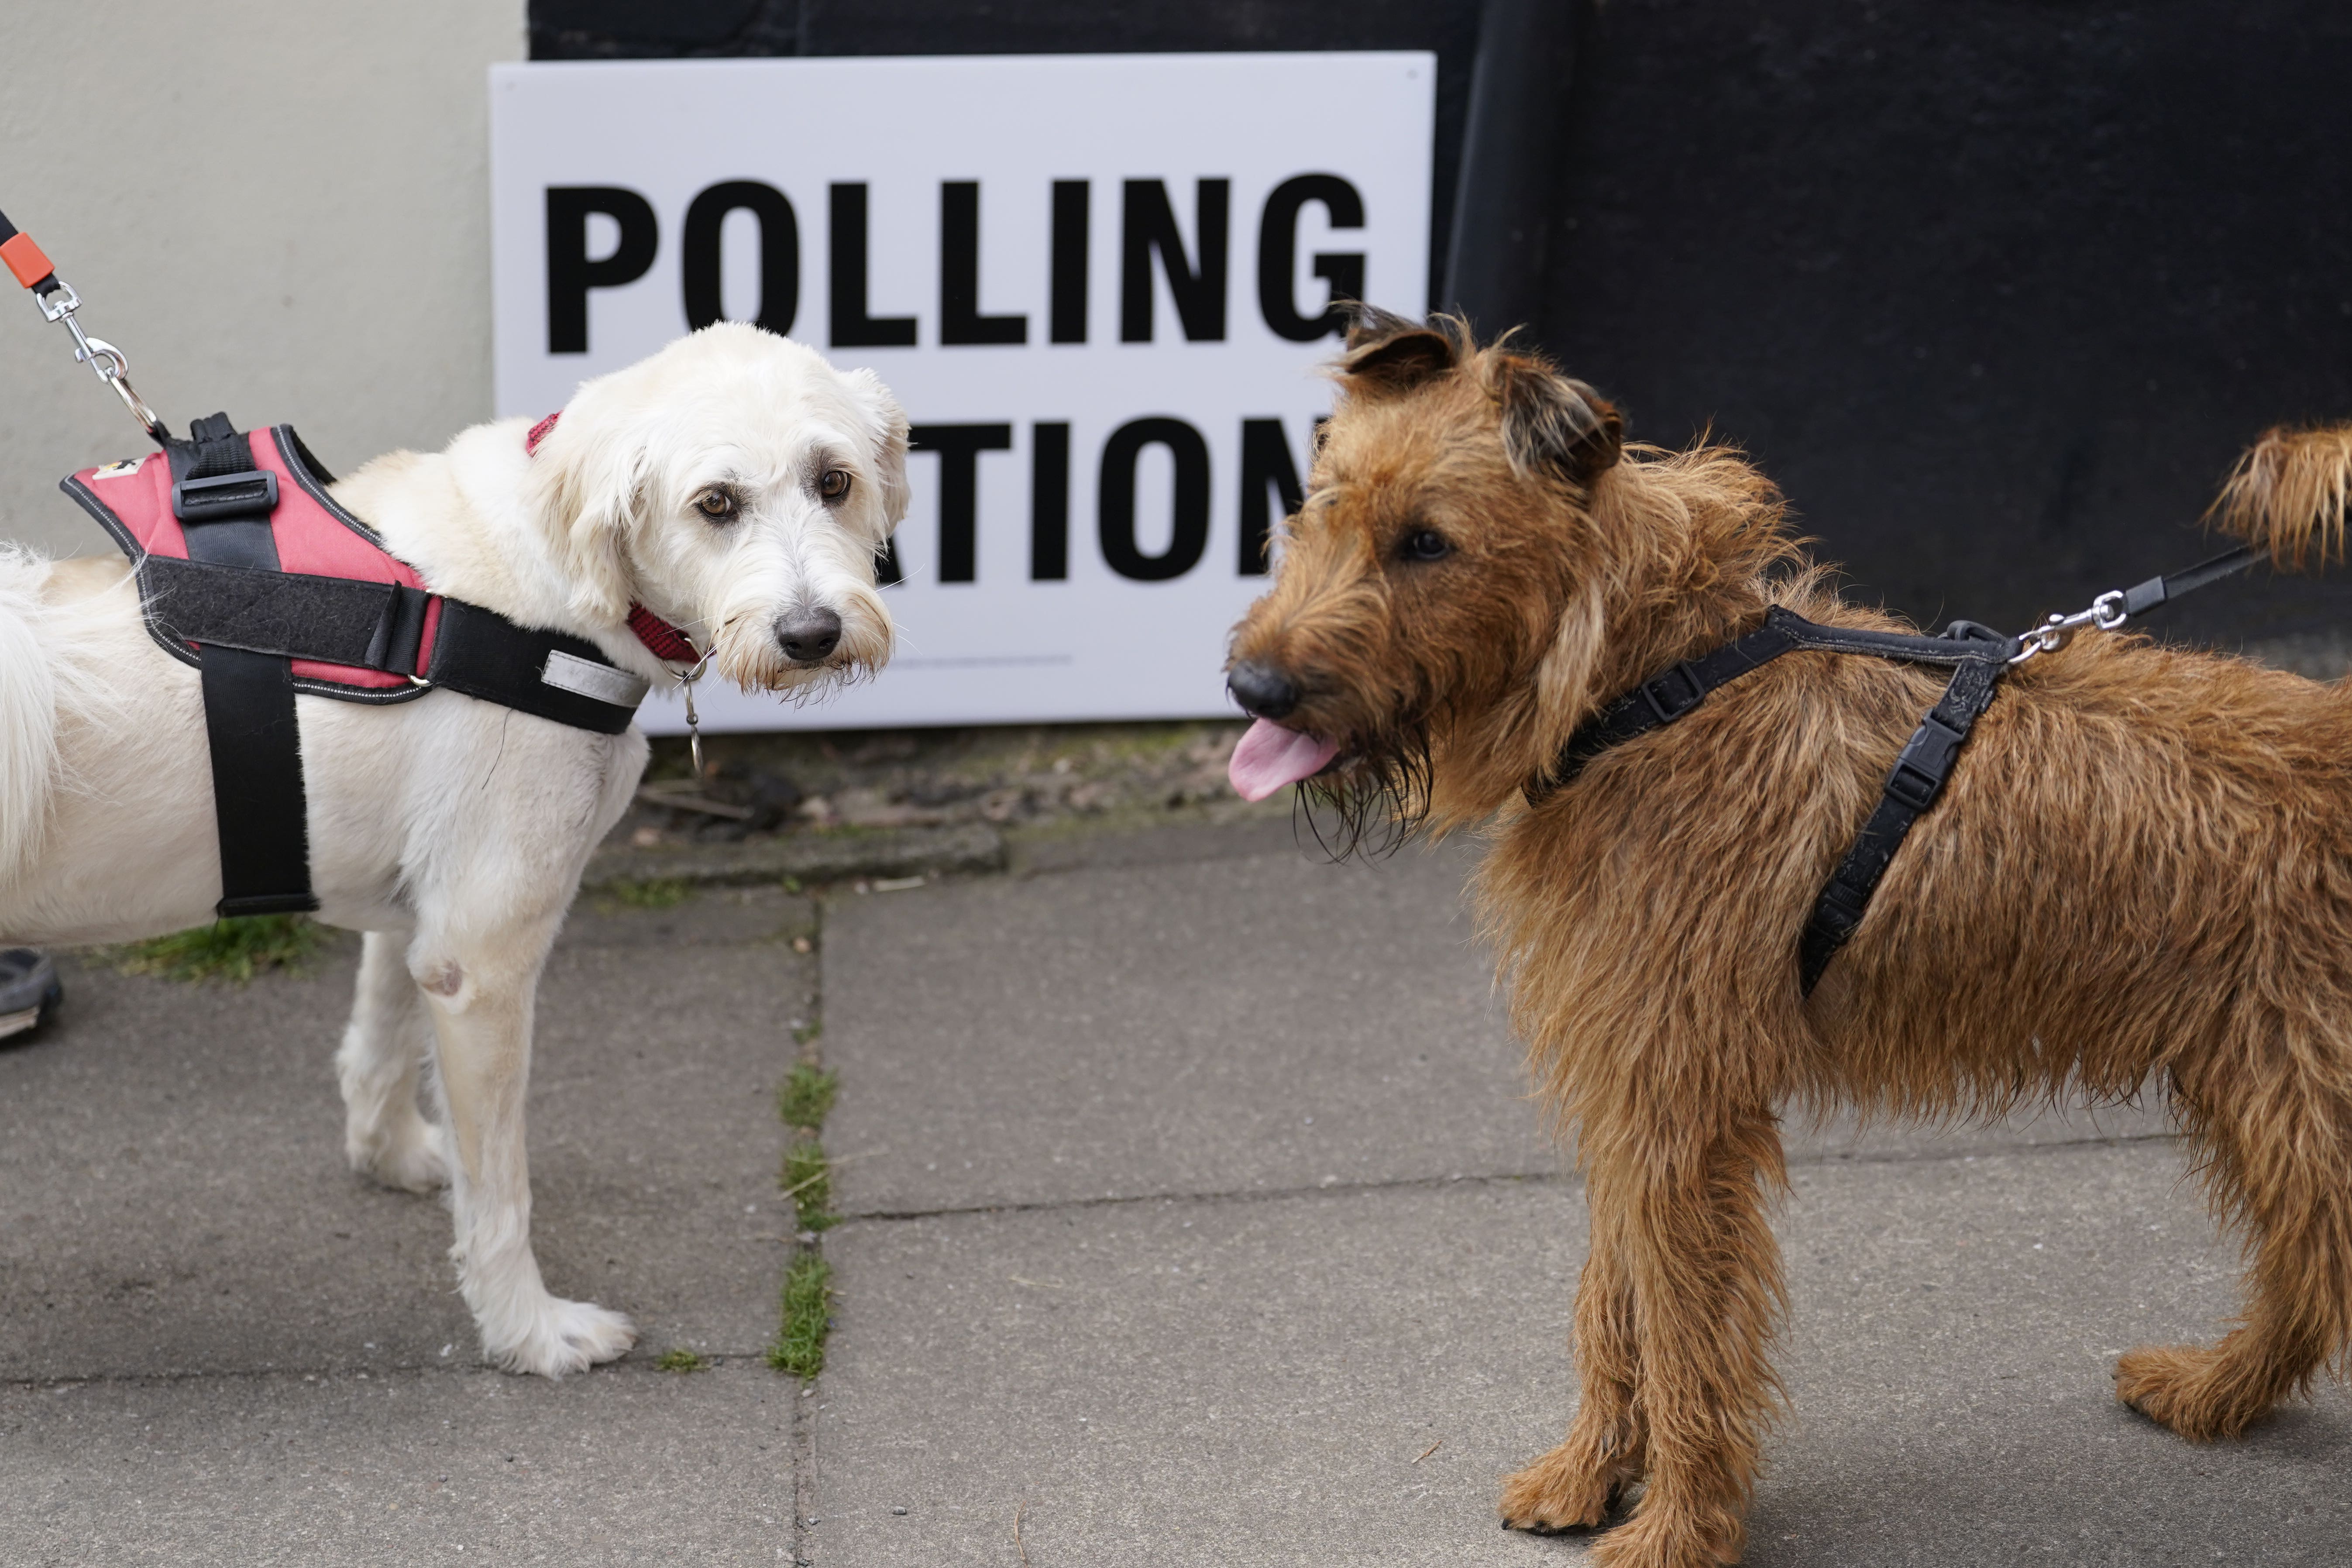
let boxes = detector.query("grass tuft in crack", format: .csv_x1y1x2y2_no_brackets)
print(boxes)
773,913,839,1383
112,915,324,984
606,876,693,910
655,1348,712,1373
767,1255,834,1379
778,1064,838,1130
782,1138,836,1231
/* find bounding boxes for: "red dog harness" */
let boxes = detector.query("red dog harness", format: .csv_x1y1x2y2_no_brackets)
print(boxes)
63,412,688,918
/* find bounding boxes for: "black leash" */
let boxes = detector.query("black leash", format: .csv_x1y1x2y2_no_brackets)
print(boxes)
1530,547,2272,995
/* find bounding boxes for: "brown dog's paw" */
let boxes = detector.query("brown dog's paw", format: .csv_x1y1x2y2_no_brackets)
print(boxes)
2114,1343,2245,1441
1498,1443,1628,1534
1585,1507,1743,1568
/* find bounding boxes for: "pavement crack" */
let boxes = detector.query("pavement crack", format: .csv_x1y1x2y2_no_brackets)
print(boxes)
786,894,833,1568
832,1128,2185,1225
837,1169,1573,1223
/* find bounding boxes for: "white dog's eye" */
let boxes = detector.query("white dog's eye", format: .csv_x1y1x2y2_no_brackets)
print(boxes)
818,469,852,503
695,488,739,522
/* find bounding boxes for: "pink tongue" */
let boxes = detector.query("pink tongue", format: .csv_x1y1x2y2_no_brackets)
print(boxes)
1229,718,1341,801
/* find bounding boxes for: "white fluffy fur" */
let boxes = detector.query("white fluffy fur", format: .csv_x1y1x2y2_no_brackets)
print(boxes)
0,324,907,1377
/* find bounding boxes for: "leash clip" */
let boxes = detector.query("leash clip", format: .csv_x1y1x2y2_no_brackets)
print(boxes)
34,277,169,444
34,277,79,323
2009,589,2127,665
678,642,716,780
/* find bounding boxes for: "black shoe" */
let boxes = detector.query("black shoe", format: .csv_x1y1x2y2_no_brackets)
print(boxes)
0,949,62,1045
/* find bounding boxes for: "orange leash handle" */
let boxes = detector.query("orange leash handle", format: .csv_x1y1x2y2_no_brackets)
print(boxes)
0,206,59,292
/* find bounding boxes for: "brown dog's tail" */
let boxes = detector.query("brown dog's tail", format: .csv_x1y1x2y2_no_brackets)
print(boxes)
2211,424,2352,573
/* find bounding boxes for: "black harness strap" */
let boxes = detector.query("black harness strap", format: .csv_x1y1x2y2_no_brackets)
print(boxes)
1525,605,2019,996
134,557,641,737
1528,605,2018,803
1796,654,2005,993
168,413,317,918
425,602,646,736
140,556,430,674
1527,540,2269,994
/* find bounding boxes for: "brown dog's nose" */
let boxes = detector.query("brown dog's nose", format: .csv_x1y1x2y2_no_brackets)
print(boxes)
1227,660,1299,719
778,607,842,664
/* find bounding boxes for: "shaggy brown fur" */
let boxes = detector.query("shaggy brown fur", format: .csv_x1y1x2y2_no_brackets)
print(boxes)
1226,308,2352,1568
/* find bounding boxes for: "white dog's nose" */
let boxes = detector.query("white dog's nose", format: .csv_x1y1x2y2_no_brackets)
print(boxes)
777,607,842,664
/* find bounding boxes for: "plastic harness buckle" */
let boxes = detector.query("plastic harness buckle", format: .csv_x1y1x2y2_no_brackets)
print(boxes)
172,468,279,523
1882,713,1966,811
1637,661,1707,724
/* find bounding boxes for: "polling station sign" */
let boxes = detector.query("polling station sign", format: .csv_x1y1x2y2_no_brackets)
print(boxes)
489,53,1434,732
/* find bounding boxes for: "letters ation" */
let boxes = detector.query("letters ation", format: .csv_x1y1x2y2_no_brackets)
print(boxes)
1032,423,1071,580
546,187,658,355
1120,180,1229,343
1238,418,1312,576
1098,417,1210,581
908,424,1014,583
829,183,918,348
1050,181,1089,344
682,181,799,335
1257,174,1365,342
940,183,1026,345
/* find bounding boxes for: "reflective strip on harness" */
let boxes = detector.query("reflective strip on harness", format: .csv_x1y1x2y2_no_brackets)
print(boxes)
542,648,653,708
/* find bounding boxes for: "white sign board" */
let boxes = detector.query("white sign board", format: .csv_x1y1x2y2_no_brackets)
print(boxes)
489,53,1433,732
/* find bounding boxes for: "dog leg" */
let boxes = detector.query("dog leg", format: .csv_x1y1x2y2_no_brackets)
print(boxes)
413,927,635,1378
1501,1209,1647,1532
1574,1111,1785,1568
2117,1052,2352,1439
335,930,451,1193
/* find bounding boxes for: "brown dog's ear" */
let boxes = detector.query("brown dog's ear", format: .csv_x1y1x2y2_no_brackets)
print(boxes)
1339,305,1460,394
1486,353,1623,488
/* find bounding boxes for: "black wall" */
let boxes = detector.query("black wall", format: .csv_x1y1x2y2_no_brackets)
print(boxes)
533,0,2352,643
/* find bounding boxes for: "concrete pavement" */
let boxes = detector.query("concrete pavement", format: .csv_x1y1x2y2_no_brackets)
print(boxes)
0,886,818,1565
2,823,2347,1565
813,829,2349,1567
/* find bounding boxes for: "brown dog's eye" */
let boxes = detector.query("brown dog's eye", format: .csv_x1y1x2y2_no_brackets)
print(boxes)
1401,528,1451,561
818,469,852,503
695,488,739,522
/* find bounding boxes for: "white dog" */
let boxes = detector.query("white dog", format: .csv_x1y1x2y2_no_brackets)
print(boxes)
0,323,907,1376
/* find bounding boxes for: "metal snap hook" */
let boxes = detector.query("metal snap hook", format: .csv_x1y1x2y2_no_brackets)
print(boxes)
678,642,716,779
2009,588,2134,665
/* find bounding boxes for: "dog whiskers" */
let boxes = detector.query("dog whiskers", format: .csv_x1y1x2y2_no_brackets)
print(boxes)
1295,720,1435,862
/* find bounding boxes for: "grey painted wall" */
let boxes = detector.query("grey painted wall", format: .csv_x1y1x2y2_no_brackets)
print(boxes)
0,0,525,558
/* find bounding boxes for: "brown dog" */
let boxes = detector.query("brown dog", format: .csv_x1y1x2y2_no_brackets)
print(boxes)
1224,308,2352,1567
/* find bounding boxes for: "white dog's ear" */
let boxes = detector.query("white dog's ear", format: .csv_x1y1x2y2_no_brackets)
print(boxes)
842,367,912,536
529,416,640,621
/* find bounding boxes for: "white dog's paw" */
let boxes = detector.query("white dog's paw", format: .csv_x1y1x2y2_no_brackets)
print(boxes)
346,1114,452,1194
485,1297,638,1379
